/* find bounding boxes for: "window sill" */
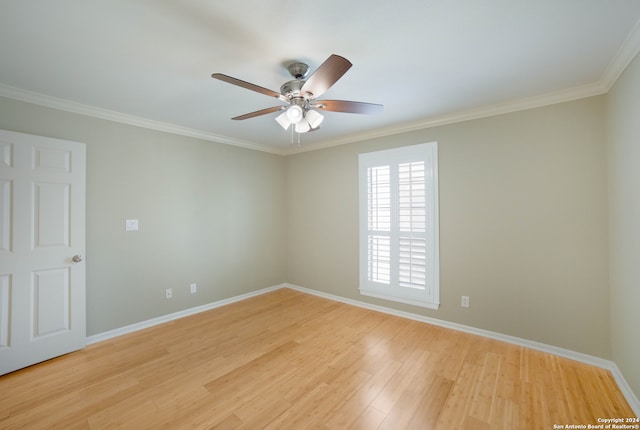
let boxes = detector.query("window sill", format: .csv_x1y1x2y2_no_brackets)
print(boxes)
359,289,440,310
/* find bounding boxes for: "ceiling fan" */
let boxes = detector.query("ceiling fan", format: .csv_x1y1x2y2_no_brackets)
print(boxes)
212,54,383,134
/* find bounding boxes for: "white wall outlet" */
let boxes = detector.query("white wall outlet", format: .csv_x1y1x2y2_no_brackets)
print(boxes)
125,219,139,231
190,283,197,294
461,295,470,308
165,288,173,299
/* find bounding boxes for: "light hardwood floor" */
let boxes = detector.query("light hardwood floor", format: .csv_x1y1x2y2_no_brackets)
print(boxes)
0,288,635,429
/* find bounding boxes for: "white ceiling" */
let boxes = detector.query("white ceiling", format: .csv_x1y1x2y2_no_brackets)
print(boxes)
1,1,640,154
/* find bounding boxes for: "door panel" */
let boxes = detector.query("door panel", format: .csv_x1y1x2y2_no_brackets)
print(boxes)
0,179,9,252
0,142,11,167
33,182,70,248
33,267,70,338
0,274,9,348
33,147,71,172
0,129,85,375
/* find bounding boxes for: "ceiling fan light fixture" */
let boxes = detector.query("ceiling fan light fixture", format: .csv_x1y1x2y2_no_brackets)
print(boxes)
275,111,291,130
295,119,311,133
286,105,303,123
305,109,324,129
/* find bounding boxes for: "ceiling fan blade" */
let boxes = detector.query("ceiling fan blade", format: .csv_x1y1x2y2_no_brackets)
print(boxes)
301,54,352,99
313,100,384,115
232,106,286,120
212,73,285,100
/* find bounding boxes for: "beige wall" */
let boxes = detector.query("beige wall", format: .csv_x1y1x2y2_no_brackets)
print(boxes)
286,97,610,358
0,87,621,366
606,52,640,398
0,97,288,335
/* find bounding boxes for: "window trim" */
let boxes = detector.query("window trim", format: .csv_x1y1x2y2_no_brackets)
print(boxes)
358,142,440,310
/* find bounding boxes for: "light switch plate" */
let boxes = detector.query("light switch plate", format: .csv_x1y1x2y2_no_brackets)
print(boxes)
125,219,139,231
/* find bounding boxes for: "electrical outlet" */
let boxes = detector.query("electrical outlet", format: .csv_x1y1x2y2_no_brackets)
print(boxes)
461,295,470,308
190,283,197,294
165,288,173,299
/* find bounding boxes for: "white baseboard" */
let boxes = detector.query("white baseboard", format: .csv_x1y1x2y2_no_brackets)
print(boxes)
610,363,640,418
84,282,640,416
282,283,640,416
85,284,285,345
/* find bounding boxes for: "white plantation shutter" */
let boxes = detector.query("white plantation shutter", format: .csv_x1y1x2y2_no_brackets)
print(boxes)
398,161,427,291
359,143,439,309
367,165,391,284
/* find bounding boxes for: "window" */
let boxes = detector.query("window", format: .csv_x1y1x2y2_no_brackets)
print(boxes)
358,142,439,309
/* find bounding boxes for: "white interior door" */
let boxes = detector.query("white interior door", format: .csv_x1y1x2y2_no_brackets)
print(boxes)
0,129,86,375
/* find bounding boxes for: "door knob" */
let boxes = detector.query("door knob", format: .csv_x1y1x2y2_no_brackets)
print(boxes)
72,255,82,263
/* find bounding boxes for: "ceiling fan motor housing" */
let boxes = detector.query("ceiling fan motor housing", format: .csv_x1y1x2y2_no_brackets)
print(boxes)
281,62,314,102
280,79,312,111
287,62,310,79
281,79,307,98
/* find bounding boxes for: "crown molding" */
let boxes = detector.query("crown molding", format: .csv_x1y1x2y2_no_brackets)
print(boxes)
0,84,285,155
601,17,640,91
284,80,607,155
0,76,617,159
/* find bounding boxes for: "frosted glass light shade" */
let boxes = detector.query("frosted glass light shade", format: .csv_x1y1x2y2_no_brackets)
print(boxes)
295,119,311,133
286,105,303,123
275,111,291,130
305,109,324,129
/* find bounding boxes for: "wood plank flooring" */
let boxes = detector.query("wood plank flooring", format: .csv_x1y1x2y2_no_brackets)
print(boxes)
0,288,635,429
